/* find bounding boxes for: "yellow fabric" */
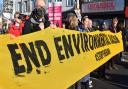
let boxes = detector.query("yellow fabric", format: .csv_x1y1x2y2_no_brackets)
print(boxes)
0,28,123,89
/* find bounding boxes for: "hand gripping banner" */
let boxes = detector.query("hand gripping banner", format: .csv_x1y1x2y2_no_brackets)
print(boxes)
0,28,123,89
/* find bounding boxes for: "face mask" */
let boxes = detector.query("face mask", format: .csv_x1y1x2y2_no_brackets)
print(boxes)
32,7,46,23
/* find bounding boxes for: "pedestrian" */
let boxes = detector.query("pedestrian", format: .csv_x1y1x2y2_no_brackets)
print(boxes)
8,12,24,38
22,0,50,35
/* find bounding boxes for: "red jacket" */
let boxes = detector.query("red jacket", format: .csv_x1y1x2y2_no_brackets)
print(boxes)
8,23,24,37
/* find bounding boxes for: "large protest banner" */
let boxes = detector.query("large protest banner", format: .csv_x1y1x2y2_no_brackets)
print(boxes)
0,34,11,43
0,28,123,89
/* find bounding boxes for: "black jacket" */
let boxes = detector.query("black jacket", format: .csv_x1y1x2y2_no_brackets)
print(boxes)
22,15,50,35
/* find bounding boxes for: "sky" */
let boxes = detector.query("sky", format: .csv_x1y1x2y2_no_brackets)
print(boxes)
0,0,3,5
0,0,3,12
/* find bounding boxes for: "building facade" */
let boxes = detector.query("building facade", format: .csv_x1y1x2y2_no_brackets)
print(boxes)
81,0,126,28
14,0,76,15
14,0,35,15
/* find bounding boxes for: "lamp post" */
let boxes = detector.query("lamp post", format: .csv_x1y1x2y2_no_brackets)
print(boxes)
76,0,79,9
75,0,81,21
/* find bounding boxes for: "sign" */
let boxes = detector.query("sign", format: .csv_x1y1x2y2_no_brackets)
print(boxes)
54,2,62,27
82,0,124,13
48,3,54,23
0,28,123,89
48,2,62,27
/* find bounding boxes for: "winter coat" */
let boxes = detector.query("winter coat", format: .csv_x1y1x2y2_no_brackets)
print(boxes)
22,15,50,35
8,23,24,37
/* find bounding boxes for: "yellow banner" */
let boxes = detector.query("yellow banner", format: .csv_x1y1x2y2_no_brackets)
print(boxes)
0,34,11,43
0,28,123,89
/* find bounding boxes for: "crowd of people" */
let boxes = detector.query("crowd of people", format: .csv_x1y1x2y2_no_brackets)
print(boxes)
0,0,128,89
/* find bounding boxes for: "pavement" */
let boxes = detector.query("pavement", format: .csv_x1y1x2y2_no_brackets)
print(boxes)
91,57,128,89
68,52,128,89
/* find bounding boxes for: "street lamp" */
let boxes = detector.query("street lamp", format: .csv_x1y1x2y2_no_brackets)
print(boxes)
75,0,81,21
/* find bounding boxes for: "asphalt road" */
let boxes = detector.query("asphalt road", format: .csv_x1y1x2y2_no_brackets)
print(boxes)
91,62,128,89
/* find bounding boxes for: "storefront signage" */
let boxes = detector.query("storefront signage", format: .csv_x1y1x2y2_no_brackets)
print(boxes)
125,6,128,18
82,0,124,13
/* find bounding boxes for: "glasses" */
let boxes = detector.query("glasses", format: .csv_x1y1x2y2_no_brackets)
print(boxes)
15,16,22,19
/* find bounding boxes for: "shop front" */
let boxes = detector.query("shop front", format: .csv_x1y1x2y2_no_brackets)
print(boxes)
81,0,125,28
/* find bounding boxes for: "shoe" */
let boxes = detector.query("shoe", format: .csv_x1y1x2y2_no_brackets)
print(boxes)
89,80,93,88
104,75,110,80
108,66,113,70
112,66,118,70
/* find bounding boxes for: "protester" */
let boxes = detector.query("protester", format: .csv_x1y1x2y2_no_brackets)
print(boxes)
22,0,50,35
108,17,119,70
96,21,110,80
118,22,127,52
78,16,93,89
79,15,89,32
88,19,94,32
8,12,24,37
20,14,29,23
65,13,79,31
117,22,127,62
65,13,80,89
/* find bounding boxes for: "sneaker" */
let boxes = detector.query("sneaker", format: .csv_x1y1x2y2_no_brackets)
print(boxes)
112,66,118,70
108,66,113,70
104,75,111,80
89,80,93,88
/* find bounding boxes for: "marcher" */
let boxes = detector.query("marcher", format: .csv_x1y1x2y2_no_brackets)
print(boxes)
108,17,119,70
65,13,79,31
80,16,94,89
8,12,24,38
117,22,127,61
22,0,50,35
65,13,80,89
118,22,127,52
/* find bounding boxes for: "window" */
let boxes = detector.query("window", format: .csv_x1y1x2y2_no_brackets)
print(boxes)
48,0,52,2
24,1,27,12
31,0,35,10
66,0,74,7
55,0,62,2
18,2,22,12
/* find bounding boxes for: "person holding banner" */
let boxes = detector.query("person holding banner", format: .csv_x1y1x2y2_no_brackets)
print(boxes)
66,14,93,89
22,0,50,35
8,12,24,38
108,17,119,70
65,13,80,31
65,13,80,89
79,16,93,89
